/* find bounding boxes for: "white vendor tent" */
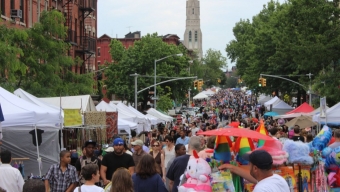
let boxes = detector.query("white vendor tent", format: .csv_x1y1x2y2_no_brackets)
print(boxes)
193,92,209,100
145,113,165,124
271,100,294,115
95,101,137,135
201,90,215,96
258,95,272,104
39,95,96,112
0,87,61,177
309,106,329,116
147,108,173,122
313,102,340,125
108,102,136,122
116,103,147,133
264,96,280,107
127,105,156,129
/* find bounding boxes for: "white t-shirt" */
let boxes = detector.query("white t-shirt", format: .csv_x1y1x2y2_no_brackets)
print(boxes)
73,185,104,192
253,174,290,192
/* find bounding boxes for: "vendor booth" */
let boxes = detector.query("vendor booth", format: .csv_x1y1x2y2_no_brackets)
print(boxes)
271,100,294,115
147,108,173,122
1,87,61,177
193,92,209,100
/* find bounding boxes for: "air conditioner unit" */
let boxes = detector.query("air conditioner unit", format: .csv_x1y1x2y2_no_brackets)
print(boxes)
11,9,22,18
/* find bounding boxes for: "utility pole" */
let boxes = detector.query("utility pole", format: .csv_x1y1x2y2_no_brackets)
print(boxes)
130,73,139,109
188,88,191,107
306,72,313,106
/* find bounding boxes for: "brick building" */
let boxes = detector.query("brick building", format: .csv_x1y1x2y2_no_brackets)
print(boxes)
0,0,97,75
225,66,237,78
97,31,182,65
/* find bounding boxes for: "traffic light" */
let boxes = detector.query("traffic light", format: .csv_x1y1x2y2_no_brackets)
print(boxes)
258,78,263,87
197,80,203,90
193,80,198,89
262,78,267,87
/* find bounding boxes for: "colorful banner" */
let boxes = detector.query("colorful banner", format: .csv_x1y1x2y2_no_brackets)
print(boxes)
106,112,118,141
64,109,82,126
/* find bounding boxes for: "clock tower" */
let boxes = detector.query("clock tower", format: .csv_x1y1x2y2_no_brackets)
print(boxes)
183,0,203,59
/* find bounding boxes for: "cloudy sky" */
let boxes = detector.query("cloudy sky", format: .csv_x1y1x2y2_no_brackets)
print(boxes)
97,0,284,70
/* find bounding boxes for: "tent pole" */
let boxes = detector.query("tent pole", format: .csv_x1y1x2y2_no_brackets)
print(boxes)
60,96,64,150
34,125,42,177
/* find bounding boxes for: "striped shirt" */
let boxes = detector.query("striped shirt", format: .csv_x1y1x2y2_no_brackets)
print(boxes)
44,164,78,192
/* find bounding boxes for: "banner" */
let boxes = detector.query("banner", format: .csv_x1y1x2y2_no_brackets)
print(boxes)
320,97,327,118
106,112,118,141
84,111,106,126
64,109,82,126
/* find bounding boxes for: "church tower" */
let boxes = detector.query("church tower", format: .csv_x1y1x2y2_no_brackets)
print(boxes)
183,0,203,59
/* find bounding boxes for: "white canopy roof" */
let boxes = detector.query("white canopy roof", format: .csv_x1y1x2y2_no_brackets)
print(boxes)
193,92,209,100
95,101,137,134
0,87,61,128
108,102,136,122
39,95,96,112
117,103,146,123
201,90,215,96
264,96,280,107
258,95,272,104
127,105,158,126
145,113,165,124
313,102,340,125
272,100,293,109
147,108,173,122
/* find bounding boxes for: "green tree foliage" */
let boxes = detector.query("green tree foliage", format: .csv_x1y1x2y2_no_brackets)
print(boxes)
15,10,94,96
105,33,191,108
157,86,173,112
226,0,340,105
0,25,27,91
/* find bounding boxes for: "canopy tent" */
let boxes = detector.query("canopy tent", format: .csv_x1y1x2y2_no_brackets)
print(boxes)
286,102,314,114
107,102,136,122
193,92,209,100
313,102,340,125
95,101,137,135
127,105,157,128
145,113,165,124
258,95,272,104
0,87,60,176
116,103,147,133
264,96,280,107
14,88,65,148
309,106,329,116
39,95,96,112
147,108,173,122
201,89,215,96
271,100,294,115
273,112,309,120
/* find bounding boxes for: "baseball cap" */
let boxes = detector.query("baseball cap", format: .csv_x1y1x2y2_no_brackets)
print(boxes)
113,138,124,146
84,140,96,147
242,150,273,170
131,139,144,146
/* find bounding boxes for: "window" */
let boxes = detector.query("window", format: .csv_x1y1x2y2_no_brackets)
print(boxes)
98,61,101,66
10,0,15,10
97,48,101,56
189,31,192,42
20,0,24,22
195,31,198,42
192,8,194,14
0,0,5,16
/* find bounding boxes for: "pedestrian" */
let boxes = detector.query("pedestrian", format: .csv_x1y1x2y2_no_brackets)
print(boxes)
166,144,186,190
132,155,168,192
0,150,25,192
73,164,104,192
100,138,134,186
150,140,165,180
75,140,102,186
132,139,148,166
292,125,305,142
44,150,79,192
23,179,45,192
175,129,189,145
167,136,202,192
163,135,175,175
219,150,289,192
109,168,133,192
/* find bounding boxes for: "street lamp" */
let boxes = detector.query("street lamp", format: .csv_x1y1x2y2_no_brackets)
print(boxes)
154,53,183,109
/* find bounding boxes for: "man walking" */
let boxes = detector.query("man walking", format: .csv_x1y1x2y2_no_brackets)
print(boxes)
131,139,148,166
0,150,24,192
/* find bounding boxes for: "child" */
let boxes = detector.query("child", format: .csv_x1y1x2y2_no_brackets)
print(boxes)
73,164,103,192
44,150,79,192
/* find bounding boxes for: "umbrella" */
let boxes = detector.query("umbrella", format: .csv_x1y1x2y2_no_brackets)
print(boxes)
285,115,317,128
197,128,274,141
251,117,258,123
264,111,279,118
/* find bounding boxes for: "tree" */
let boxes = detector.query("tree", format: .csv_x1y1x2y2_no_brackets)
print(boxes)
157,86,173,112
16,10,94,96
0,25,28,91
105,33,191,109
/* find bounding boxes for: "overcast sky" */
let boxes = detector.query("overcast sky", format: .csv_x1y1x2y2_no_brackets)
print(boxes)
97,0,284,70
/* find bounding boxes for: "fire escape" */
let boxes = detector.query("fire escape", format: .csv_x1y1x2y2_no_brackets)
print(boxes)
63,0,77,55
78,0,96,74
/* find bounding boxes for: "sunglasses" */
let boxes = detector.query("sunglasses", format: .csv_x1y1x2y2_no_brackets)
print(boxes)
152,145,160,147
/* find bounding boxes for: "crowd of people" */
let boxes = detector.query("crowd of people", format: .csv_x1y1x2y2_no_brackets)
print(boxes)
0,88,340,192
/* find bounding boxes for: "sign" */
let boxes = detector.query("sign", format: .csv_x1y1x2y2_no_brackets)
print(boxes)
320,97,327,118
64,109,82,126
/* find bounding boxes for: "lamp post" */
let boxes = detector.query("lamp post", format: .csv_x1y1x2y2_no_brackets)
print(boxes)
154,53,183,109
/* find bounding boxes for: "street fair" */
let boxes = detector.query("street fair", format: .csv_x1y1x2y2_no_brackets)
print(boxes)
196,122,340,192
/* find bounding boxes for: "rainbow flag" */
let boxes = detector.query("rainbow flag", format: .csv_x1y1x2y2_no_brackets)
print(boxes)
234,137,255,156
255,120,268,147
213,135,232,163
